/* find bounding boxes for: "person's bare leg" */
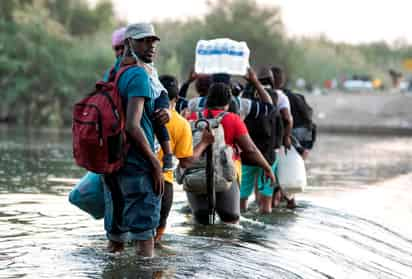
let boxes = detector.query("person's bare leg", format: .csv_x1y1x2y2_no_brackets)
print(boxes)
284,192,297,209
254,184,259,203
272,188,283,208
240,198,248,212
259,195,272,214
272,188,297,209
107,240,124,253
136,239,154,257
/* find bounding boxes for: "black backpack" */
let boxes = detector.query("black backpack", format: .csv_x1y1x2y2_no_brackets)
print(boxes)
283,88,313,128
242,89,283,165
283,88,317,149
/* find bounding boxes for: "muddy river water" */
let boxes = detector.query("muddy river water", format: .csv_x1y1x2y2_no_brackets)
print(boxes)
1,127,411,279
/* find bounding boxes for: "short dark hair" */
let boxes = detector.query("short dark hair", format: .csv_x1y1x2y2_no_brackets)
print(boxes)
195,75,212,96
206,82,232,109
159,75,179,100
211,73,231,84
258,66,274,87
270,66,284,88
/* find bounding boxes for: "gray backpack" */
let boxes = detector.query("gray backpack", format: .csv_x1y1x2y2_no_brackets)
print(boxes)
177,112,236,194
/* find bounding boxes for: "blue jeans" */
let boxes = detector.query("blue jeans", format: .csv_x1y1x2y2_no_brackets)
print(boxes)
103,164,161,242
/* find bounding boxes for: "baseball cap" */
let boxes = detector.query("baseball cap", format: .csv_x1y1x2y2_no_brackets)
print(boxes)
125,23,160,41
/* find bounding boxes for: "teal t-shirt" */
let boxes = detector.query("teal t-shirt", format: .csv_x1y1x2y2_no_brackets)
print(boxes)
117,66,156,171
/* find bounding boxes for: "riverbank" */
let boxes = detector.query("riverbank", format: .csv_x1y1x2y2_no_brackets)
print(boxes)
305,92,412,135
1,91,412,136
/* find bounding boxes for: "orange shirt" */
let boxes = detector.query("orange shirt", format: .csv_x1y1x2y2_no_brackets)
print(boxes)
158,109,193,184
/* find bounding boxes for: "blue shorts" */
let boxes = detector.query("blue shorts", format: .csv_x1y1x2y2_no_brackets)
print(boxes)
240,157,279,199
103,164,161,242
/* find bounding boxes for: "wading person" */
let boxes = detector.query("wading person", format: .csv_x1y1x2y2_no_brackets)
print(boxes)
103,23,169,257
240,67,296,211
273,66,316,160
109,26,174,171
112,27,126,58
270,66,297,208
270,66,293,150
155,75,214,242
185,82,276,225
240,68,281,213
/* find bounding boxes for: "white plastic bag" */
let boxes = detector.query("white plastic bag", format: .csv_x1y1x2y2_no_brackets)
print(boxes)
277,146,307,193
195,38,250,75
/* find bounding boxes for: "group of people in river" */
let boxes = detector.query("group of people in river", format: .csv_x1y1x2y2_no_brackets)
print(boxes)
72,22,316,257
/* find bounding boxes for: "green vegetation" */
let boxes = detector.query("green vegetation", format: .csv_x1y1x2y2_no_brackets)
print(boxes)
0,0,116,127
1,0,411,127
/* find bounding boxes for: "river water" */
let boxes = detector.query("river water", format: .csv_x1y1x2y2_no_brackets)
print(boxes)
1,126,412,279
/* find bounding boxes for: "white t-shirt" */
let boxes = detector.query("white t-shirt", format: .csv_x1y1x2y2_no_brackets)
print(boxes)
275,89,291,111
237,97,252,120
188,97,206,112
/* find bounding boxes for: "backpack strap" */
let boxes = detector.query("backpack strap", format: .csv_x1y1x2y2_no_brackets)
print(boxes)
107,67,117,82
94,66,117,92
215,111,228,124
194,111,210,130
113,65,136,87
197,111,204,120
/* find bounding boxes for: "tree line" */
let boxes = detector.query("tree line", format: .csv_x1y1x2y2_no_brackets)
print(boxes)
1,0,411,127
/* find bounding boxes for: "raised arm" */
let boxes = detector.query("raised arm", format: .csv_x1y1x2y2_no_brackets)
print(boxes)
245,68,273,105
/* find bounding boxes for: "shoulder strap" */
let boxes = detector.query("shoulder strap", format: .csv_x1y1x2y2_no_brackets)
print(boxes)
215,111,228,124
194,111,210,130
197,111,204,120
113,65,136,87
107,66,117,82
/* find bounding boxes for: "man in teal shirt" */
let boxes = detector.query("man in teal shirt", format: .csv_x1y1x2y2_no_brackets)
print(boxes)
104,23,167,257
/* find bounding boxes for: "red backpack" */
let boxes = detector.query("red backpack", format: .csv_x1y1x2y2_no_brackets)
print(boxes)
72,65,133,174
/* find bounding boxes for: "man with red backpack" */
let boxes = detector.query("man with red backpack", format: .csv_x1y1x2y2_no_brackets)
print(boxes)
103,23,170,257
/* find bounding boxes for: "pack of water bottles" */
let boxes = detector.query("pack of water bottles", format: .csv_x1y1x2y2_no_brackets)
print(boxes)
195,38,250,76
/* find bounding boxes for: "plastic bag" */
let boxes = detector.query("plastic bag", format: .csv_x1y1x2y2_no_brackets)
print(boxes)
277,146,307,193
68,172,105,219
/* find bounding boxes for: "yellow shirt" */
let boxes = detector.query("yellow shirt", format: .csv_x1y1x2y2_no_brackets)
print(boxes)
158,109,193,184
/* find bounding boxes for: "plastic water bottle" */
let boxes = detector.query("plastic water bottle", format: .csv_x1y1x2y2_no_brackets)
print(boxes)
238,42,250,74
195,38,250,75
194,42,207,74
